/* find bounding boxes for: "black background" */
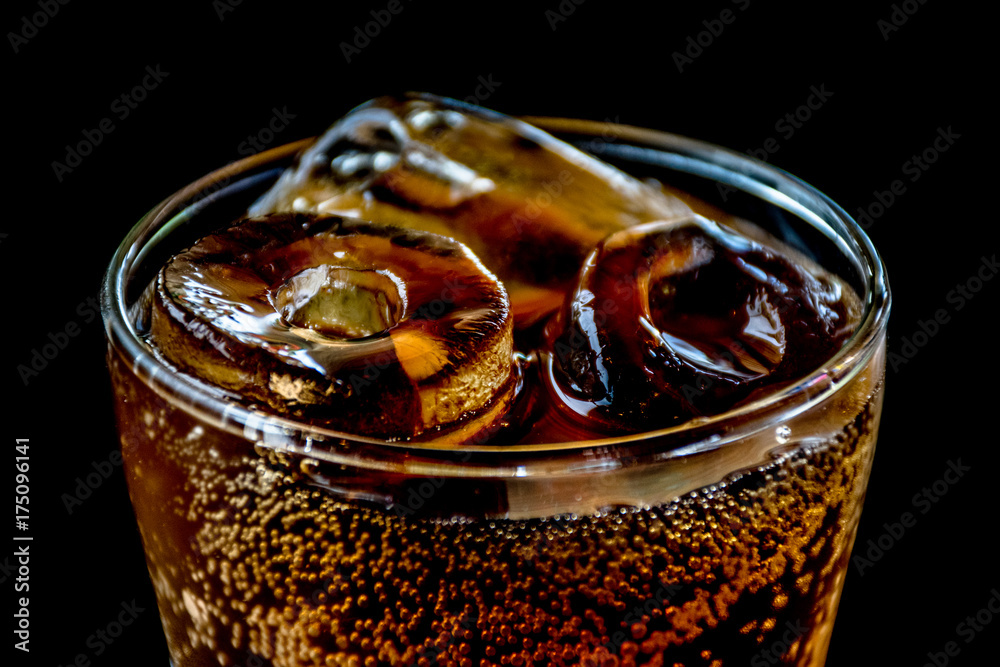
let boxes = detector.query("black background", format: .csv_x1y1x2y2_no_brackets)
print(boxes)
4,1,994,665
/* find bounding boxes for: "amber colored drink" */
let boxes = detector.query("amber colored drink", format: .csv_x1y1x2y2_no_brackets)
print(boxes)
103,114,889,666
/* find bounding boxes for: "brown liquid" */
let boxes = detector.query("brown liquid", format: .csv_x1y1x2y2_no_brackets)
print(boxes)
113,94,882,665
111,345,882,667
115,204,880,665
146,210,860,446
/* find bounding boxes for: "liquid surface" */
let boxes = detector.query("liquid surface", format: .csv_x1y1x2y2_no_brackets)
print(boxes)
146,93,861,444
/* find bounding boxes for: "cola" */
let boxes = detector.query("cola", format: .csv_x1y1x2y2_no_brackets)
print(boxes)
103,94,889,666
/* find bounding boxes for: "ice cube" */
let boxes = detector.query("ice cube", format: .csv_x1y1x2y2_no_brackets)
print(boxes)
148,213,517,441
542,216,862,432
250,93,692,328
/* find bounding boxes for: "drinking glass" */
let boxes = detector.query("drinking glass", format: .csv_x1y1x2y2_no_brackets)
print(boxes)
102,119,890,666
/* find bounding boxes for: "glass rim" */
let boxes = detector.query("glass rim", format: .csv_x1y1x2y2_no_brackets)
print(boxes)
101,117,891,476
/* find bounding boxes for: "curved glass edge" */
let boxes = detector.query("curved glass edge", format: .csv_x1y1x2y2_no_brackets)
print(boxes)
101,119,891,478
